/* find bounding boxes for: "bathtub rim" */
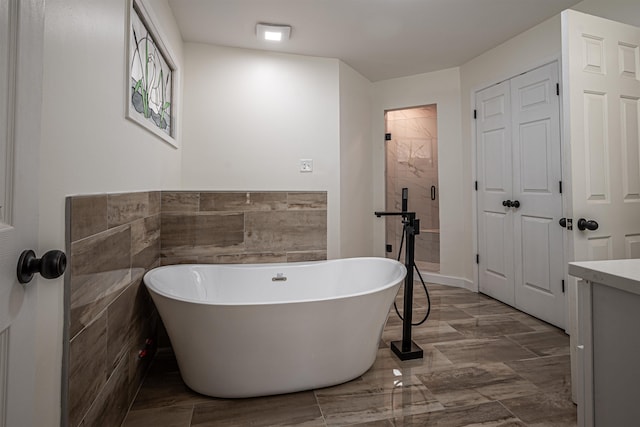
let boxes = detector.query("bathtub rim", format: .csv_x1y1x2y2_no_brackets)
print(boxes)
143,256,406,307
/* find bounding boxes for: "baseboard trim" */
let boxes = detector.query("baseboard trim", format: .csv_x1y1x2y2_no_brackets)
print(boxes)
416,271,475,292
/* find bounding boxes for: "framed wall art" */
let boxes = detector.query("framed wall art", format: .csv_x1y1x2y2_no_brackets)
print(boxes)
126,0,178,146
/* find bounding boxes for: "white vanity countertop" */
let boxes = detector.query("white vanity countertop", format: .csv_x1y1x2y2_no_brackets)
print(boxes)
569,259,640,295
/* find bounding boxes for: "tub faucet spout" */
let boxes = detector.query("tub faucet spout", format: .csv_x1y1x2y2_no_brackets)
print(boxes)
272,273,287,282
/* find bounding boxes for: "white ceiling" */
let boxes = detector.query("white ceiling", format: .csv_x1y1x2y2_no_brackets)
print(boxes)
168,0,583,82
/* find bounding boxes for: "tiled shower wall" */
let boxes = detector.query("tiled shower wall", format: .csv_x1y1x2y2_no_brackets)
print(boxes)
65,190,327,427
385,105,440,265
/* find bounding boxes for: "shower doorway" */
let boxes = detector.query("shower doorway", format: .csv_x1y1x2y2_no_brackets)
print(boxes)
384,105,440,273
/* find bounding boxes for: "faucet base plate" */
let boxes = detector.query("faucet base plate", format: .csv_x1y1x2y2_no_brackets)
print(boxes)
390,340,423,361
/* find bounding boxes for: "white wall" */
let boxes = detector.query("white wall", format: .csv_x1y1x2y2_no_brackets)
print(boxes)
371,68,464,279
459,15,562,282
36,0,183,424
339,62,374,257
181,43,342,258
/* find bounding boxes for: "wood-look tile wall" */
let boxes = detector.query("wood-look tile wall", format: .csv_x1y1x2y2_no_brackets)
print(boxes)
64,190,327,427
160,191,327,265
66,192,160,427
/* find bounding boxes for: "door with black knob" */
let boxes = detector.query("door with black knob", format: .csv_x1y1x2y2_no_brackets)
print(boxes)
0,1,46,425
565,11,640,263
476,61,565,328
476,78,515,306
563,12,640,425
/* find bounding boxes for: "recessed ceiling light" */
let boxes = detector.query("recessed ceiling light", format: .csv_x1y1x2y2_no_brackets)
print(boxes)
264,31,282,41
256,23,291,42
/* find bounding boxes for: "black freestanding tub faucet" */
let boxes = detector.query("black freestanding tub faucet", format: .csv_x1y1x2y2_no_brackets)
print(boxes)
374,188,424,360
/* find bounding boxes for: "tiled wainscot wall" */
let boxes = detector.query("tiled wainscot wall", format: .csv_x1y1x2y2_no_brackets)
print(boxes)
64,191,327,427
160,191,327,264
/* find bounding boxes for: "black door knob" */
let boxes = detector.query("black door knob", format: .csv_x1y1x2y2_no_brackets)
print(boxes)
577,218,599,231
17,249,67,284
512,200,520,208
559,218,567,228
502,200,512,207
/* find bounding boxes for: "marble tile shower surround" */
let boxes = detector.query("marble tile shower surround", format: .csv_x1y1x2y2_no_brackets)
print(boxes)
65,190,327,427
386,105,439,264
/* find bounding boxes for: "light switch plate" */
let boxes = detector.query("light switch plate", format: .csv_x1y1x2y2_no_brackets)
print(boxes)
300,159,313,172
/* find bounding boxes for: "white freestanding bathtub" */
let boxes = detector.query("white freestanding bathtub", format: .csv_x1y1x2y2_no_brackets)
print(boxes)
143,257,406,398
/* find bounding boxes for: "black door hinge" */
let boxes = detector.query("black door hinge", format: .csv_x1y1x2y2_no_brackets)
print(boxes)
476,254,479,264
474,109,477,119
385,133,391,141
562,279,565,293
475,181,478,191
556,83,560,96
559,181,563,193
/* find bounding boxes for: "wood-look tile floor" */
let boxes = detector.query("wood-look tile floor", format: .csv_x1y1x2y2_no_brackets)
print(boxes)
122,283,576,426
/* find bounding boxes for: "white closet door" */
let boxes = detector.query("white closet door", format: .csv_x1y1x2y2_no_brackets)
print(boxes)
476,62,564,328
511,62,565,328
477,80,514,305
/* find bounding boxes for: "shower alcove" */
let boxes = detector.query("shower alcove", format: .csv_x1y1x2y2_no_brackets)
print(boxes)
385,105,439,273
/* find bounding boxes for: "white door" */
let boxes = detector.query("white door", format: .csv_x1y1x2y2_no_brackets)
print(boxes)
562,10,640,424
563,10,640,263
476,80,515,306
477,62,565,328
511,62,565,328
0,1,46,426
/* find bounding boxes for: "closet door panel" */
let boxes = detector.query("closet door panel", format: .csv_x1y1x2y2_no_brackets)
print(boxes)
512,61,565,328
521,215,553,294
520,120,551,193
477,81,514,305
